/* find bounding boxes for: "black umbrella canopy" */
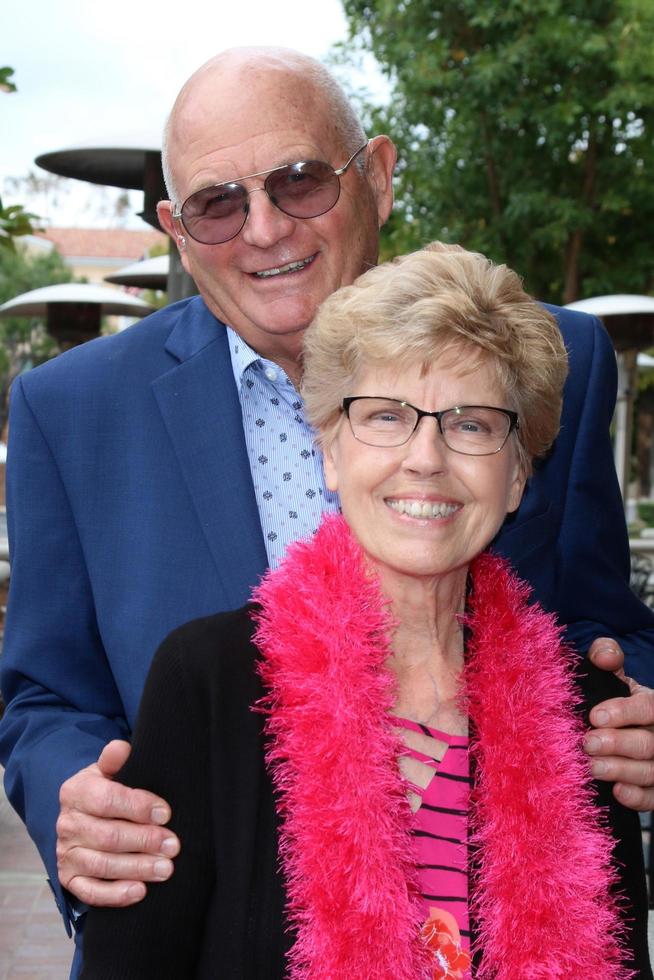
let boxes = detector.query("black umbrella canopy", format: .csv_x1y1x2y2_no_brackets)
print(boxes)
105,255,168,290
35,143,165,229
0,283,155,348
34,140,197,301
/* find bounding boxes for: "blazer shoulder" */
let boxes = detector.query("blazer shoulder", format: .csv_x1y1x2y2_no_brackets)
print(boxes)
16,295,221,396
541,302,610,347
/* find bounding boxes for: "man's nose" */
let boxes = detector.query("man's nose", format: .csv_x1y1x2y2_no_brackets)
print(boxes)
239,186,296,248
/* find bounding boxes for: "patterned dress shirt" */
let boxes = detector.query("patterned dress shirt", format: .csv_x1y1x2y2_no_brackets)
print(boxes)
228,326,340,568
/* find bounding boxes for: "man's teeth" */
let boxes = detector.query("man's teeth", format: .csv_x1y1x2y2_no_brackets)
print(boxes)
255,255,314,278
387,499,459,519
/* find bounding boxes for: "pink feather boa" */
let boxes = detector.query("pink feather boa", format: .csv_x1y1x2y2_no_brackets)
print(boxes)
253,514,632,979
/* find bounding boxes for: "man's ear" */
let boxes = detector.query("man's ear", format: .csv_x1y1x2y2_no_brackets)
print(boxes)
366,135,397,229
157,200,177,240
157,201,191,271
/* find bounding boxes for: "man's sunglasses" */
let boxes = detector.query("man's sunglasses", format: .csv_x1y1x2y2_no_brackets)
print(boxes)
171,142,369,245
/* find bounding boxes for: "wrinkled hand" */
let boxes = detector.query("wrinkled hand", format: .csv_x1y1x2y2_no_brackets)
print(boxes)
584,639,654,811
56,740,180,907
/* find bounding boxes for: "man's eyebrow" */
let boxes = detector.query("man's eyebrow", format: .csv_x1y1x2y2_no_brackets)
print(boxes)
197,151,322,187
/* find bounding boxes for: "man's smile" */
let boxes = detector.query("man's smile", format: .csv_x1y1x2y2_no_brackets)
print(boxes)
253,254,317,278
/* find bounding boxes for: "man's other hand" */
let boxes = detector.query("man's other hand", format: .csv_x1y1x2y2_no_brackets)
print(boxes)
56,740,180,907
585,638,654,811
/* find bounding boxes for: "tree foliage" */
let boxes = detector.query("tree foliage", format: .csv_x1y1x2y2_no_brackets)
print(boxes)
0,67,16,94
340,0,654,302
0,65,41,248
0,247,72,435
0,200,41,250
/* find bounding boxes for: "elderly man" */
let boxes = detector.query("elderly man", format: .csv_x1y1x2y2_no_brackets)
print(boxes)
1,47,653,978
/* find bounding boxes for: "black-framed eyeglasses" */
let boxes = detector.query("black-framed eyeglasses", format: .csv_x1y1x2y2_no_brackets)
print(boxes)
342,397,519,456
171,142,369,245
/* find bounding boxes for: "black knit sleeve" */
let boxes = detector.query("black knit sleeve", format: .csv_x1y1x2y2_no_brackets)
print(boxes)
577,662,653,978
80,628,215,979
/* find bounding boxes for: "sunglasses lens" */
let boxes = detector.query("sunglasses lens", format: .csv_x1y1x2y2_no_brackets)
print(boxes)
180,183,247,244
265,161,340,218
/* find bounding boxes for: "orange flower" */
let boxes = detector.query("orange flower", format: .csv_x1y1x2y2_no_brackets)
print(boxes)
421,907,471,980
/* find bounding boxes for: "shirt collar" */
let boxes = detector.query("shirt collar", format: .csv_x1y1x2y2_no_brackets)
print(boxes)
226,325,260,389
226,325,297,392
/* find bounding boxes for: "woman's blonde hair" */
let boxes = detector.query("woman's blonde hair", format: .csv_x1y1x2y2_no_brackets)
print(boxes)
302,242,569,473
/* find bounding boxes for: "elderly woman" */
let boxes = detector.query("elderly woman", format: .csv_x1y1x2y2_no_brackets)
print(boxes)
81,243,650,980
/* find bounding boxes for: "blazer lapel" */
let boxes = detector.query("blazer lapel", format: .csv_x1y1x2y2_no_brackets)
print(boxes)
152,299,268,608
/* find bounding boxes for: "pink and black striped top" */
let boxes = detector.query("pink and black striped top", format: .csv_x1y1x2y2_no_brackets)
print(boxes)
394,716,472,977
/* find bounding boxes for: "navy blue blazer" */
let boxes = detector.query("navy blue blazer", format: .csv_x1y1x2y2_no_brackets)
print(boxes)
1,295,653,955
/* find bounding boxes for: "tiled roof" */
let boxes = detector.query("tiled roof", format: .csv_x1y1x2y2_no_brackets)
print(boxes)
35,227,167,261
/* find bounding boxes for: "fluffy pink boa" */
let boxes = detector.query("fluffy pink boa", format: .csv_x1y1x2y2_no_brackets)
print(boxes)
253,514,631,979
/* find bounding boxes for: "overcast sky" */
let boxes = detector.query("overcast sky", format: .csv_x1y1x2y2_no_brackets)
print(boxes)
3,0,380,226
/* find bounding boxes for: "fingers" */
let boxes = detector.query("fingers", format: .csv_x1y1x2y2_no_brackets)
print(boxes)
57,830,175,894
587,637,625,678
584,721,654,761
585,745,654,781
57,750,180,907
96,739,133,778
63,875,147,909
57,803,180,905
584,740,654,812
589,686,654,730
56,806,180,859
60,760,172,826
612,782,654,813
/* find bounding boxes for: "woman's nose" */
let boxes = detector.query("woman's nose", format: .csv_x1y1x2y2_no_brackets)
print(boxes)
401,416,449,474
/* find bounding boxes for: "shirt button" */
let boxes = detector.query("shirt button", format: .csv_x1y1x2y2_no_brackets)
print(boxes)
264,367,277,382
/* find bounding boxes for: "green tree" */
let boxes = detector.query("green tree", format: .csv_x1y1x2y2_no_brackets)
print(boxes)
0,200,41,250
0,247,72,434
340,0,654,302
0,66,16,93
0,66,40,248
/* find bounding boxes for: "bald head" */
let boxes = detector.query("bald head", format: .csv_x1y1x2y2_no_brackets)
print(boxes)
162,47,366,204
155,45,396,375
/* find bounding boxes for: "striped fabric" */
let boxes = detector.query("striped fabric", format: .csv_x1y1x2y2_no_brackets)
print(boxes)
394,717,471,955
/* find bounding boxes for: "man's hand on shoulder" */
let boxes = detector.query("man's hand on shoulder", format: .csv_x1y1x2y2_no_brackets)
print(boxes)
56,740,180,907
584,638,654,811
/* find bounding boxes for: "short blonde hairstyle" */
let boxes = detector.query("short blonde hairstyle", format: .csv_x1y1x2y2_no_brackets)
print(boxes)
302,242,569,473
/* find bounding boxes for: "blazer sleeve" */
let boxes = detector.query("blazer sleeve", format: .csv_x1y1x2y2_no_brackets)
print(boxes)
578,663,652,977
80,629,214,979
0,376,130,931
556,313,654,682
496,309,654,684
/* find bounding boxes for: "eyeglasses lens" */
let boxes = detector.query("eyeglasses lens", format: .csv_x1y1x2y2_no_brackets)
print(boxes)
180,161,341,245
348,400,416,447
441,408,511,454
181,184,248,245
265,161,340,218
347,399,512,455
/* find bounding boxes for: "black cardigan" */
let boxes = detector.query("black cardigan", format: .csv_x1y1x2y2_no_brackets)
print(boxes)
80,605,652,978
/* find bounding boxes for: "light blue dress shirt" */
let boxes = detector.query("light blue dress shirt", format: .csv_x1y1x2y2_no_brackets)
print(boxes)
227,327,340,568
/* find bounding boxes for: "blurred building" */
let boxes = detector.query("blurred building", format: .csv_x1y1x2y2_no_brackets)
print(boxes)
24,227,167,285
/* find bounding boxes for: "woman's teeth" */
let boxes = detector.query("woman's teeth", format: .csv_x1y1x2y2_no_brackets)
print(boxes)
387,499,459,519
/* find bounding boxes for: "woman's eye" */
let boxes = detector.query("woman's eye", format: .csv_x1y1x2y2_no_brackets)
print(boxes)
453,418,488,434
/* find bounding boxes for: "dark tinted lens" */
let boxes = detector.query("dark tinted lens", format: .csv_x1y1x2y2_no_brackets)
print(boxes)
181,183,248,244
265,161,340,218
